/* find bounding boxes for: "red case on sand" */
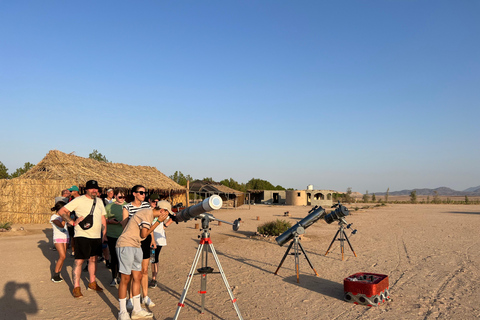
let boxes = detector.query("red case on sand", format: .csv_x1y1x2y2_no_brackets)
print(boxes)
344,273,390,307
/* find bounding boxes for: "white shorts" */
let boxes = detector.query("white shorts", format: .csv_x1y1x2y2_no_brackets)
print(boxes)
116,247,143,275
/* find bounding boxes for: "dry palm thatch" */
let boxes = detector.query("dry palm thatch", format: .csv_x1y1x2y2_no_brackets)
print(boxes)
21,150,185,192
0,150,186,223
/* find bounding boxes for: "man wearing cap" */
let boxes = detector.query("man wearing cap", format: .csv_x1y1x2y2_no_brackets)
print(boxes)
116,200,171,320
68,185,80,199
58,180,107,299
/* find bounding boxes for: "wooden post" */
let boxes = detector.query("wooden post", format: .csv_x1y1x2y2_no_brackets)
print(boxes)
186,180,190,208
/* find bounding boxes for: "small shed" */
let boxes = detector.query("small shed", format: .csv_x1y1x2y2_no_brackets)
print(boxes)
189,180,245,208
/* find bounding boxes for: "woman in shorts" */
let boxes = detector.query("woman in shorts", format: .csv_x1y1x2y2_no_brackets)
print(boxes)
50,201,70,283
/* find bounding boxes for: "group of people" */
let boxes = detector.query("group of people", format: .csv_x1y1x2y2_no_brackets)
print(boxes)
49,180,173,320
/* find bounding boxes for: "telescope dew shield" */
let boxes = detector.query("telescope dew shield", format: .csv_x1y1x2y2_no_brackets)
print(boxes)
275,206,326,246
174,195,223,223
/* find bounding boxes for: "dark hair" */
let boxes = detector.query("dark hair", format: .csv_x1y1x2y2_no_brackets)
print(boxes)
114,187,126,196
131,185,146,193
51,201,66,212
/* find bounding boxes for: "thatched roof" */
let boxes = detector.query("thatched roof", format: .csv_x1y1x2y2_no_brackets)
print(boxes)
20,150,185,193
190,180,243,195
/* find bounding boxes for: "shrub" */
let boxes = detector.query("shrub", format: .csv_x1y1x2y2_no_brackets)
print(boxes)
0,222,12,230
257,219,292,236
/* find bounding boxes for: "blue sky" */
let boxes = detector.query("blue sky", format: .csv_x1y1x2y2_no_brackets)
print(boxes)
1,1,479,193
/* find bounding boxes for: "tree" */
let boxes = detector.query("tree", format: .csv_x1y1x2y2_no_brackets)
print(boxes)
345,187,354,203
89,149,109,162
465,195,470,204
220,178,246,192
202,177,214,183
363,190,370,203
169,171,193,186
245,178,285,191
432,191,440,204
372,193,376,202
410,190,417,203
9,162,34,178
0,161,8,179
385,187,389,203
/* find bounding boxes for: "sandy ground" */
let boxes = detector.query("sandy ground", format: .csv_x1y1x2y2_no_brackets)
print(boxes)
1,203,480,320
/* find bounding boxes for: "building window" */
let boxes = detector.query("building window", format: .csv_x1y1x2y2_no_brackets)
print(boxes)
297,192,301,197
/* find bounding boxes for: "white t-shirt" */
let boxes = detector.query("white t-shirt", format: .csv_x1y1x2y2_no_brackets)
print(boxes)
50,214,69,240
152,218,167,246
64,195,106,239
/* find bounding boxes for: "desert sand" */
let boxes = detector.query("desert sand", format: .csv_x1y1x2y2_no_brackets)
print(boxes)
1,203,480,320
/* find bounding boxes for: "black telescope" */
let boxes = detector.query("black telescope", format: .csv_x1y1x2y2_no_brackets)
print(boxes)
275,206,326,246
171,195,223,223
324,203,349,224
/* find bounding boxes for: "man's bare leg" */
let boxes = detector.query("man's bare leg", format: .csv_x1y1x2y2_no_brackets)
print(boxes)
73,259,84,288
88,255,97,283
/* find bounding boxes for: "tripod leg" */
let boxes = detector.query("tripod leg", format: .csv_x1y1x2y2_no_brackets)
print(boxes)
174,243,204,320
340,227,345,261
325,229,341,256
298,242,319,277
343,231,357,257
274,241,294,275
208,243,244,320
200,245,209,314
294,240,300,283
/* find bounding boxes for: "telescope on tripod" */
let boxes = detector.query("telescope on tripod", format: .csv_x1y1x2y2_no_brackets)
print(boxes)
324,202,358,260
173,195,243,320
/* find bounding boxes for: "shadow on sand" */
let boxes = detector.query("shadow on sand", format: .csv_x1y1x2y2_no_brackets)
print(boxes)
0,281,38,320
282,275,344,300
448,211,480,215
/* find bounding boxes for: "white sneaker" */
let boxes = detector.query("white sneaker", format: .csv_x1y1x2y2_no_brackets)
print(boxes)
126,299,133,311
143,296,155,307
118,311,131,320
110,278,118,287
131,308,153,319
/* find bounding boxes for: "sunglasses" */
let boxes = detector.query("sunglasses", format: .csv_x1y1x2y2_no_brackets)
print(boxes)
136,191,146,195
117,196,125,199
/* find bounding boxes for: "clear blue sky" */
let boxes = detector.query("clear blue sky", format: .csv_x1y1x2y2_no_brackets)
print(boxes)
1,1,479,193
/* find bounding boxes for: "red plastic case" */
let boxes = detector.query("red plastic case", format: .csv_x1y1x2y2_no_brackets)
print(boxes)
344,273,390,306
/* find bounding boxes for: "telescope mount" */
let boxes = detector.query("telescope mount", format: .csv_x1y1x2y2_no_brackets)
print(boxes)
324,219,357,261
274,226,319,283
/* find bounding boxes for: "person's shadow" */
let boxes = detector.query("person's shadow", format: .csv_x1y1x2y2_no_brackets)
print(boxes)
0,281,38,319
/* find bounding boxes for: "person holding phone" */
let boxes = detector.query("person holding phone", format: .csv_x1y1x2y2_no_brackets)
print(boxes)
105,189,127,287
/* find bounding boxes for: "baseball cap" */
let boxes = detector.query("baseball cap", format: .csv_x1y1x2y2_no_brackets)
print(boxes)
68,185,79,192
156,200,173,214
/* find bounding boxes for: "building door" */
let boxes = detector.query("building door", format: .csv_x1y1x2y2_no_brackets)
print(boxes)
273,193,279,204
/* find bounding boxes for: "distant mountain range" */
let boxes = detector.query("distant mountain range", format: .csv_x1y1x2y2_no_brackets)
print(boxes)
374,186,480,196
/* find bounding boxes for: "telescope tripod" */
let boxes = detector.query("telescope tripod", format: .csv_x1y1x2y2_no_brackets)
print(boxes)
274,228,319,283
173,216,243,320
325,221,357,260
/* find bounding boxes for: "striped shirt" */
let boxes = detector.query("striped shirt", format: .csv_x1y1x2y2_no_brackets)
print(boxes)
124,201,151,219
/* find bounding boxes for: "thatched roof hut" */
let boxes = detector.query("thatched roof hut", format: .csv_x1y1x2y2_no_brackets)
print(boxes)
0,150,186,223
189,180,245,208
